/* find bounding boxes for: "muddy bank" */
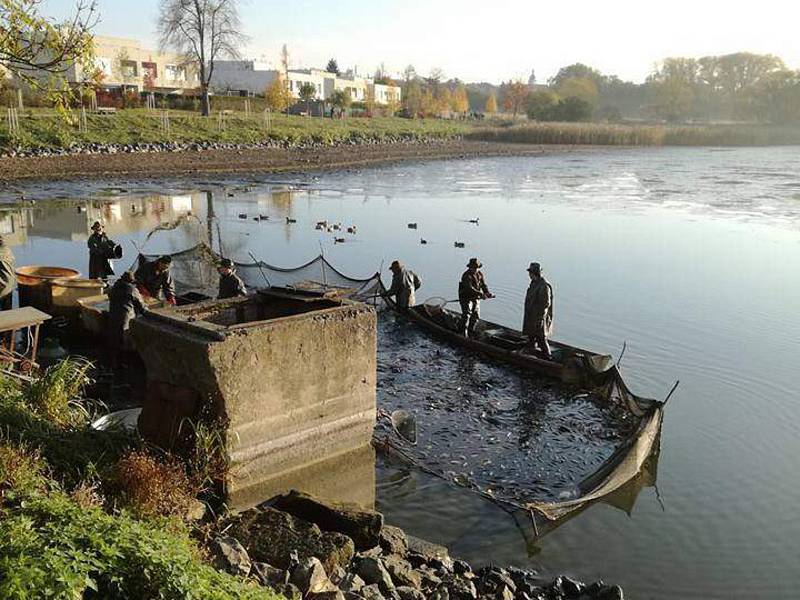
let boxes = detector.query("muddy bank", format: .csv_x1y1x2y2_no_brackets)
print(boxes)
0,140,592,185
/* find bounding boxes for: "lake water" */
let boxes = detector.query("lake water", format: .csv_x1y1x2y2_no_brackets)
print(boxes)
4,146,800,599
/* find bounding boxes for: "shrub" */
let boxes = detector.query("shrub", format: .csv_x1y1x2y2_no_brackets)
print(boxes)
0,442,48,499
112,450,196,519
24,357,93,425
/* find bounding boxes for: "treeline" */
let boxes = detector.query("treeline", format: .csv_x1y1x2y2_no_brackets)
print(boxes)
462,52,800,124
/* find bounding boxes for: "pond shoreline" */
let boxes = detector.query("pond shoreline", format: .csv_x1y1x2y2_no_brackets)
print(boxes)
0,139,601,185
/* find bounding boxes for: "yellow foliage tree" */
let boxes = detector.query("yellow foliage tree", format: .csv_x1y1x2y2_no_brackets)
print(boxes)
485,94,498,114
264,77,292,112
452,85,470,114
555,77,599,106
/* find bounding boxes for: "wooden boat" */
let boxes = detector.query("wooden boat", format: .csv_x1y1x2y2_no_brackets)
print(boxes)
388,298,615,384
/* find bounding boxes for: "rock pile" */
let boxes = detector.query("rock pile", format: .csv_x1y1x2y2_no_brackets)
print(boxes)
210,490,624,600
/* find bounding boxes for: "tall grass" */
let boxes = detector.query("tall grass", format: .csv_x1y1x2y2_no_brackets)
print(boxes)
467,122,800,147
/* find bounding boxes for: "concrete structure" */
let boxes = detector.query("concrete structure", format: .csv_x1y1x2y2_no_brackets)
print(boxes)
210,60,401,106
131,289,377,509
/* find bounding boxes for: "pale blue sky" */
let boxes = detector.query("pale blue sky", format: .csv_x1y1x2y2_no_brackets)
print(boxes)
48,0,800,83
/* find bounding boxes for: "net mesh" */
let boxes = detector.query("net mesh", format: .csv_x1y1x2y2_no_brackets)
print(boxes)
131,241,664,532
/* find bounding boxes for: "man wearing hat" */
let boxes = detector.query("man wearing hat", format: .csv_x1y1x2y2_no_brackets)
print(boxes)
134,255,176,305
217,258,247,299
0,236,16,312
383,260,421,312
458,258,494,338
108,271,148,368
88,221,115,281
523,262,553,359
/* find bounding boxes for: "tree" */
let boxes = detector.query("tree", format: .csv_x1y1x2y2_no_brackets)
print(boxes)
330,88,351,116
403,64,416,83
264,77,291,112
452,84,469,114
485,93,497,115
326,58,339,75
554,77,599,106
0,0,98,102
526,90,559,120
157,0,247,117
280,43,290,76
502,80,529,118
298,81,316,115
403,79,422,116
555,96,592,121
549,63,604,88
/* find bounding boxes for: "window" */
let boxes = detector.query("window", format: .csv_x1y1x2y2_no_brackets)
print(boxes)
120,60,138,78
165,65,186,82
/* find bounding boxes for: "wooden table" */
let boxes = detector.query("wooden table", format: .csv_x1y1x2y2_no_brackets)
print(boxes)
0,306,51,367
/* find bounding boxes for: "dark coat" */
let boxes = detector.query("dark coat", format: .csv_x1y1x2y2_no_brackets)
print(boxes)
458,269,490,302
523,277,553,336
107,279,146,348
386,268,421,308
134,260,176,301
218,271,247,299
88,232,115,279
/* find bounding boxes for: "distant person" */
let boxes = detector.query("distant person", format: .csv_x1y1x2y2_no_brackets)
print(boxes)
135,255,176,305
88,221,116,281
107,271,147,368
217,258,247,299
384,260,421,311
458,257,494,337
0,236,16,311
523,262,553,360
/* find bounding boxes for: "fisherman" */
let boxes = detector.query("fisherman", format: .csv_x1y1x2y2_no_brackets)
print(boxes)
523,262,553,359
0,236,16,311
458,257,494,338
383,260,421,311
217,258,247,299
107,271,148,368
134,255,176,305
87,221,115,281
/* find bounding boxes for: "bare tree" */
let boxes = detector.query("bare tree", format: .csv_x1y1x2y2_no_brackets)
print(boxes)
157,0,247,116
1,0,99,86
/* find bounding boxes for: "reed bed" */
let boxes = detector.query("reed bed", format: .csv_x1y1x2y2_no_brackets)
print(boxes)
467,122,800,147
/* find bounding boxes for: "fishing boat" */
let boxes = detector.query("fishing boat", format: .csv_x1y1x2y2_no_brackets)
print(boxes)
385,296,615,384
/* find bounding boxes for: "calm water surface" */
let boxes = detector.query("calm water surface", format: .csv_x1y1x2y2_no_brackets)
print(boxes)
4,146,800,599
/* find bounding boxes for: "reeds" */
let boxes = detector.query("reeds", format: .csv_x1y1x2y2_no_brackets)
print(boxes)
467,122,800,147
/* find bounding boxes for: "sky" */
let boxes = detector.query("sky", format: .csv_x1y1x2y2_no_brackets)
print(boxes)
48,0,800,84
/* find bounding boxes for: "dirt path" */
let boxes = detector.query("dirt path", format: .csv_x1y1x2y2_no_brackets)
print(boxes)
0,141,591,185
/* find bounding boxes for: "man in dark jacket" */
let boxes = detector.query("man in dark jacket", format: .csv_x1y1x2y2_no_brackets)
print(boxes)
457,257,494,338
0,236,16,311
217,258,247,299
384,260,421,311
88,221,115,280
523,262,553,359
108,271,147,367
135,255,176,304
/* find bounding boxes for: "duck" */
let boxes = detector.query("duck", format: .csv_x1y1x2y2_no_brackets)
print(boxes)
259,214,269,221
407,223,418,229
347,226,357,234
238,213,248,219
454,241,465,248
286,217,297,224
334,237,346,244
332,223,341,231
420,238,428,245
469,218,480,224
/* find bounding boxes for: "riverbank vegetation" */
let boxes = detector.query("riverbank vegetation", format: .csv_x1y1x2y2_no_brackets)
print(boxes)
0,359,277,599
0,109,470,152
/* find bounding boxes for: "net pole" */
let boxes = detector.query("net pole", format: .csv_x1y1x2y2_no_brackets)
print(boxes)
248,251,272,288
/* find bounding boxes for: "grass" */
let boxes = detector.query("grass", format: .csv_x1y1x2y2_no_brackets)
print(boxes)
0,361,279,599
0,108,471,151
467,121,800,146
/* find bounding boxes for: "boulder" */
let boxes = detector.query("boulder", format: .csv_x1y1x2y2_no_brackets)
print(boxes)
308,591,345,600
355,556,395,593
290,557,337,595
273,490,384,550
597,585,624,600
339,573,366,594
229,507,355,574
446,576,478,600
406,535,450,565
383,555,422,589
210,535,251,577
379,525,408,557
430,584,450,600
360,583,386,600
274,582,301,599
396,586,426,600
554,575,584,598
252,561,288,586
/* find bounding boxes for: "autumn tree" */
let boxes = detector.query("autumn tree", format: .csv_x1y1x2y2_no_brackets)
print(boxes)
298,81,316,115
157,0,247,116
326,58,340,75
451,84,469,114
330,88,351,116
403,77,422,116
526,90,559,120
502,80,529,118
1,0,98,104
264,77,292,112
485,94,497,115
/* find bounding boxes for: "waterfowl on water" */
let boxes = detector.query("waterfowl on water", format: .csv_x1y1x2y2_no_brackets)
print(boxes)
408,223,418,229
347,226,357,234
238,213,247,219
286,217,297,224
454,241,465,248
334,237,346,243
259,215,269,221
469,218,480,224
420,239,428,245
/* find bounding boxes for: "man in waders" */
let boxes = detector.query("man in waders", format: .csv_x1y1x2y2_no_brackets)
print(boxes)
458,257,494,338
88,221,115,281
135,255,177,305
384,260,421,312
523,262,553,360
217,258,247,299
108,271,148,368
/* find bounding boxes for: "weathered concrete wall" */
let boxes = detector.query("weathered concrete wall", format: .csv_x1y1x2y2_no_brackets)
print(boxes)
131,293,376,509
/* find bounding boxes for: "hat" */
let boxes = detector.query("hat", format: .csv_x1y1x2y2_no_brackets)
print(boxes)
467,258,482,269
527,262,541,274
91,221,102,231
219,258,234,269
390,260,402,271
121,271,135,283
157,255,172,265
